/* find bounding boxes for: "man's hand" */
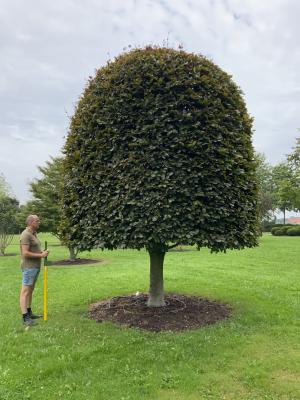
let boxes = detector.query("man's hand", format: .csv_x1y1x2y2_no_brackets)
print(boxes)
41,250,49,258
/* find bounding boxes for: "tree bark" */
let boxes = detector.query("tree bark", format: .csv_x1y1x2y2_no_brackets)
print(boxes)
283,208,286,225
147,249,166,307
68,246,77,261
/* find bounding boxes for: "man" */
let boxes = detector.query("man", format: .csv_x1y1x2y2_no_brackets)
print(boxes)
20,215,49,326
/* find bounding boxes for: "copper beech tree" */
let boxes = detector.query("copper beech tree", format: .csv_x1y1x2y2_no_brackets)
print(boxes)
62,47,259,306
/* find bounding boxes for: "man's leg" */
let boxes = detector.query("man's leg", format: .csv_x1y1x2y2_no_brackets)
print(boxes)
20,285,36,326
27,283,34,309
20,268,40,325
20,284,34,314
26,281,42,319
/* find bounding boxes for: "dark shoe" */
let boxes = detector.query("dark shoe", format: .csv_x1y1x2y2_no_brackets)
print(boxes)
23,316,37,326
29,313,42,319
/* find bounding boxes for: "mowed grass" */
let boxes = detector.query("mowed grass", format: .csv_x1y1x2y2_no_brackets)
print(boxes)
0,234,300,400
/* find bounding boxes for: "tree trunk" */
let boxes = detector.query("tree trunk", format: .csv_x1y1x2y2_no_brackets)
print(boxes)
283,208,286,225
147,249,166,307
68,246,77,261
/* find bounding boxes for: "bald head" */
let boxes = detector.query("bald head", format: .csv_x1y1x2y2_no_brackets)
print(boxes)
26,215,41,233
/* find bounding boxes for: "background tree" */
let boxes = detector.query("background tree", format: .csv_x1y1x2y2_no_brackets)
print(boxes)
288,136,300,167
26,157,78,260
287,136,300,210
0,173,12,198
272,162,295,223
0,196,19,255
254,152,275,225
30,157,62,234
63,46,259,306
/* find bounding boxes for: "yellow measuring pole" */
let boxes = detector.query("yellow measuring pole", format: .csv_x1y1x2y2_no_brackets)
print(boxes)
43,241,48,321
43,266,48,321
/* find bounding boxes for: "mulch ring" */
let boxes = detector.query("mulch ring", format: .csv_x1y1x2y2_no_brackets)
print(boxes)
89,293,231,332
49,258,102,266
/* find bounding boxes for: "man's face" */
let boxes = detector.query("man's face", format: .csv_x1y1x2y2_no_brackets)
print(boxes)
30,217,41,231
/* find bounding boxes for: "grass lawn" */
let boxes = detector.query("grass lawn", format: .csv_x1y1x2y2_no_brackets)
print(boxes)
0,233,300,400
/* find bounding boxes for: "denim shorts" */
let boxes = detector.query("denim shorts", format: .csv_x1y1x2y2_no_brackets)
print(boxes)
22,268,40,286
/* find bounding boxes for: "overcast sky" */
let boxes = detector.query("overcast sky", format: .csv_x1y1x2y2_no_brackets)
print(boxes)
0,0,299,207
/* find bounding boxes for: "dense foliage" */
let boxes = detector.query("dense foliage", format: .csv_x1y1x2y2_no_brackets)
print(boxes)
63,46,259,254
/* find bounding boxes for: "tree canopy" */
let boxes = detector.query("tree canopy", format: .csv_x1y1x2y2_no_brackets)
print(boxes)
63,47,259,252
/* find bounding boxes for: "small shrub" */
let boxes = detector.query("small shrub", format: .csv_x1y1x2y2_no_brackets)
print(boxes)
286,227,300,236
271,227,281,235
281,225,293,234
273,229,285,236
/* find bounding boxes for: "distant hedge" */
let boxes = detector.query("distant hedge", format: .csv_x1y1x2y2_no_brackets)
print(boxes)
271,225,300,236
261,222,295,233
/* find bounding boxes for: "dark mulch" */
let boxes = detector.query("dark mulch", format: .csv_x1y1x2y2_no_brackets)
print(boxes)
89,293,231,332
0,253,18,257
49,258,102,266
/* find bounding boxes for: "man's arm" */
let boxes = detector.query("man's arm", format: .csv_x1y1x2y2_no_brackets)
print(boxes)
21,244,49,258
